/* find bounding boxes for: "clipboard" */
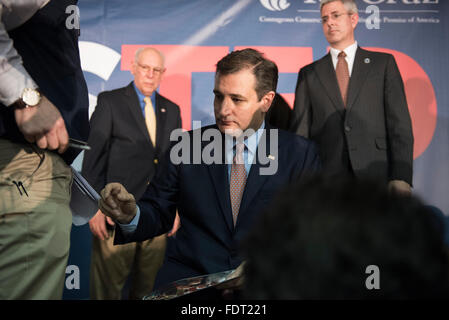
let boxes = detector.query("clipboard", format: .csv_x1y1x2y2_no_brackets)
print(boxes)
70,166,100,226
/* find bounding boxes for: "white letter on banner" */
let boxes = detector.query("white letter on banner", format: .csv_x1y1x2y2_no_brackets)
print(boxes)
363,0,387,4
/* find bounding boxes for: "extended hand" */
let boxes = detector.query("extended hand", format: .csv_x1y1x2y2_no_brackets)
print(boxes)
14,95,69,153
99,182,137,224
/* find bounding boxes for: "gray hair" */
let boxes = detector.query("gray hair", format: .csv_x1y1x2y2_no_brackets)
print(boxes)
134,47,165,67
320,0,358,14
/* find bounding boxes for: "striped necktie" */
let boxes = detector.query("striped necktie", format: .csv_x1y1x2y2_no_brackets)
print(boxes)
336,51,350,107
230,142,247,226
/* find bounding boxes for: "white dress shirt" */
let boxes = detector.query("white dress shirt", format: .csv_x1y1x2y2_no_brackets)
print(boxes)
329,41,358,76
0,0,49,106
225,121,265,178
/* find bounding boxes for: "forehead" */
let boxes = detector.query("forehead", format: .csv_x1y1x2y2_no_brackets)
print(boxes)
321,1,346,14
136,50,163,66
214,69,256,93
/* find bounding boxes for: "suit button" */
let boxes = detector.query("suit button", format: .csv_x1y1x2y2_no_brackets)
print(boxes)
154,158,158,164
344,125,351,132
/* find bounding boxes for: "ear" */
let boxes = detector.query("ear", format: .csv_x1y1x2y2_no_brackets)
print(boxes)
351,12,359,29
260,91,275,113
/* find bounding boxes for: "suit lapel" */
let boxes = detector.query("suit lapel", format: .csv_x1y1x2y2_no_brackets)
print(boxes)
208,162,234,232
205,130,234,232
314,54,346,115
206,126,278,231
155,92,168,151
346,47,372,112
124,83,152,143
237,127,273,225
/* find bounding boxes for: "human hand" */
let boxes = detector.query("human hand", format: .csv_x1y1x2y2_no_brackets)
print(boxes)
99,183,137,224
167,212,181,237
88,209,116,240
14,95,69,153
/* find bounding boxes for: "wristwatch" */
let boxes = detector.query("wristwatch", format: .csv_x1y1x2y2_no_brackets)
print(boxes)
13,88,41,109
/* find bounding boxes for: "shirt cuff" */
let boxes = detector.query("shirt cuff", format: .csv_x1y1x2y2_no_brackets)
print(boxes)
116,206,140,235
0,63,37,106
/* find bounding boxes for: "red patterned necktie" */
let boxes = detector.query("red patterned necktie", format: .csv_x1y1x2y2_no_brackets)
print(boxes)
336,51,350,107
230,142,246,226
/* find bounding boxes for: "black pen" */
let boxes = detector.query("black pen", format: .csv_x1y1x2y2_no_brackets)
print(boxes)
68,138,91,150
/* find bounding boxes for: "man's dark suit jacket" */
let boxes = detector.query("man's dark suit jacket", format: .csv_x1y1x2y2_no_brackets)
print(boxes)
290,47,414,185
115,124,321,288
82,82,182,200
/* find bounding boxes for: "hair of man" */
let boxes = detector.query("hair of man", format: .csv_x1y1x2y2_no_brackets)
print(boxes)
215,48,278,101
320,0,358,14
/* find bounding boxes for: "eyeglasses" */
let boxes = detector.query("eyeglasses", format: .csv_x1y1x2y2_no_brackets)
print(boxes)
321,12,352,24
136,62,164,75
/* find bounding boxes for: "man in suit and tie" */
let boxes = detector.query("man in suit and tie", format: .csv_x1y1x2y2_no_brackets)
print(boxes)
97,48,321,297
81,47,182,299
289,0,414,195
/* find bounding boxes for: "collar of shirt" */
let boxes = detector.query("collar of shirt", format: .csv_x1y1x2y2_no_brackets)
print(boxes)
330,41,358,76
225,121,265,177
133,82,156,117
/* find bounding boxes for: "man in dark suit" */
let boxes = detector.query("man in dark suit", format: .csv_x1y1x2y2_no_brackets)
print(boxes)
97,48,321,296
81,47,182,299
289,0,414,195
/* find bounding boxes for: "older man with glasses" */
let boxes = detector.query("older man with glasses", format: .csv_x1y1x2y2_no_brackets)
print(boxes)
82,47,182,300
